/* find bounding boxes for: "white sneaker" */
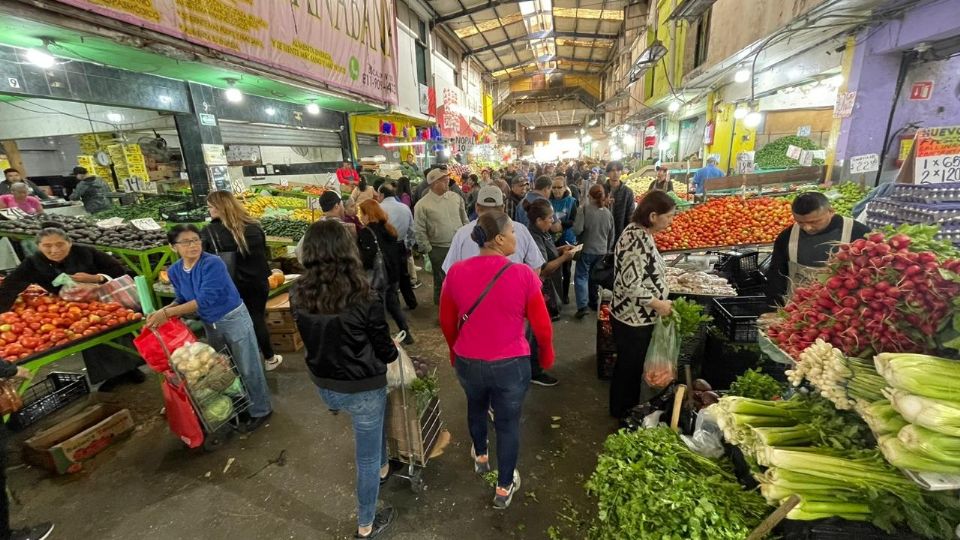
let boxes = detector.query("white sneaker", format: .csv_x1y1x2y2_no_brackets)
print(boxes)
264,355,283,371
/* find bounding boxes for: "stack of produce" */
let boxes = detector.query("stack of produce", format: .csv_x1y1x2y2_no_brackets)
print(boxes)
786,183,867,217
169,341,242,425
654,196,793,251
713,394,960,537
872,353,960,475
754,136,824,169
767,225,960,359
665,267,737,296
622,174,690,198
0,292,142,362
585,427,768,539
866,183,960,247
0,215,167,250
91,195,187,220
272,184,326,196
260,217,310,241
241,195,307,218
728,368,785,401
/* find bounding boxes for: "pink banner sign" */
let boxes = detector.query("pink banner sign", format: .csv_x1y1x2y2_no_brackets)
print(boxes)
54,0,399,105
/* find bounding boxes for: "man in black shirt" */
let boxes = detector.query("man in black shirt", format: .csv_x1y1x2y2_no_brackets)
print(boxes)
765,192,870,306
603,161,635,243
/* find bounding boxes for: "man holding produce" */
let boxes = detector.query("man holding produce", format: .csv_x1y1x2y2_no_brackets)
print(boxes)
765,192,869,305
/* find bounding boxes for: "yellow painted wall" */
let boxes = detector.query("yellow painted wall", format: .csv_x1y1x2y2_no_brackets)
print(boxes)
648,0,687,104
483,94,494,126
705,96,757,172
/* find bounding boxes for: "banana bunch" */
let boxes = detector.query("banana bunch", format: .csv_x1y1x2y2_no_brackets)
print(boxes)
242,196,308,217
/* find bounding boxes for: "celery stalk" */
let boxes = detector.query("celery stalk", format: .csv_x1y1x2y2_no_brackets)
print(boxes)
875,353,960,401
879,435,960,473
884,388,960,436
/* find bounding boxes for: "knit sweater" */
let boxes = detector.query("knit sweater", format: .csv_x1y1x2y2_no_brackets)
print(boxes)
413,190,468,252
573,202,615,255
612,224,669,327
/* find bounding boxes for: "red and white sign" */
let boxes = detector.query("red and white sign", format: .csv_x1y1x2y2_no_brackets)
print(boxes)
643,121,658,149
909,81,934,101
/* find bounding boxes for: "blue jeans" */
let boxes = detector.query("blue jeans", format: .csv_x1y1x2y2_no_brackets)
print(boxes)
318,387,388,528
455,356,530,488
574,253,603,310
204,304,272,418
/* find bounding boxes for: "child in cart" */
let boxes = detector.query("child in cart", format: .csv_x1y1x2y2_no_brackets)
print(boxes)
291,220,400,539
145,224,272,433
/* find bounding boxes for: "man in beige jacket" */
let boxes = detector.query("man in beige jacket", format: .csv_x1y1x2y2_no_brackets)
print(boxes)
414,168,468,304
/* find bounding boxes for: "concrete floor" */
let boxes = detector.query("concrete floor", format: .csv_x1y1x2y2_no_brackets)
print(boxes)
7,281,615,540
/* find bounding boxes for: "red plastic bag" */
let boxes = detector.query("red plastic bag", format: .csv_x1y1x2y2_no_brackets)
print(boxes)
161,374,204,448
133,319,197,372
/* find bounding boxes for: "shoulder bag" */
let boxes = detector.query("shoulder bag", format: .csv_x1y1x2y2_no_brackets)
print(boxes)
366,229,388,292
208,227,238,280
458,262,513,330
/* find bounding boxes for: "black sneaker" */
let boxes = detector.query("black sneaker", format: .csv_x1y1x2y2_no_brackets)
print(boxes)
531,373,559,387
355,505,396,538
575,308,591,319
11,522,54,540
242,412,272,433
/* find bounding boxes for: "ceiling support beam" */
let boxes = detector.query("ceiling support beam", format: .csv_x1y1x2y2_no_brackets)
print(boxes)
434,0,524,23
554,31,618,40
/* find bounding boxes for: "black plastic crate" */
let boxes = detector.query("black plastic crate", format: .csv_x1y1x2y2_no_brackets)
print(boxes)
712,296,774,342
714,250,759,280
8,372,90,431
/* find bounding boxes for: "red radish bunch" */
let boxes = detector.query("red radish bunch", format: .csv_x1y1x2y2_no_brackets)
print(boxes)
767,229,960,360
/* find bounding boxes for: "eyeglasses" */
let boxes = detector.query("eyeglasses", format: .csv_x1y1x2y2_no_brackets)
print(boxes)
175,239,202,246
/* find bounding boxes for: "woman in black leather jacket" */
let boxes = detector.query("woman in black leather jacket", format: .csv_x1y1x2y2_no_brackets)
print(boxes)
291,219,399,540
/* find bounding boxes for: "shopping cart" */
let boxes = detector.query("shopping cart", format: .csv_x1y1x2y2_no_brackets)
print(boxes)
167,345,252,451
385,332,443,493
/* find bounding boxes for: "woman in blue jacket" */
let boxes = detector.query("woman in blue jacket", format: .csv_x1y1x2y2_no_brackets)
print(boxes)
550,176,578,305
145,224,272,433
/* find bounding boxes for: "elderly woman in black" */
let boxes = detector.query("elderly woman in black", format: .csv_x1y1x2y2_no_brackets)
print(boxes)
0,226,144,390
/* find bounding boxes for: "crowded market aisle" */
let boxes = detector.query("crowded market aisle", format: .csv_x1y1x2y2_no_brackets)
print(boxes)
5,277,609,540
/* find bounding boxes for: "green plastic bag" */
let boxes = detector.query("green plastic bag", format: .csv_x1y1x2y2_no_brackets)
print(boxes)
643,317,680,389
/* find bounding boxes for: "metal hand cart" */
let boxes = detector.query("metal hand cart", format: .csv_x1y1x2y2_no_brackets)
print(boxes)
386,332,443,493
162,342,252,452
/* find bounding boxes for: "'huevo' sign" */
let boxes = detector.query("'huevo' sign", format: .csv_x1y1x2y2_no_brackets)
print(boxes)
55,0,398,105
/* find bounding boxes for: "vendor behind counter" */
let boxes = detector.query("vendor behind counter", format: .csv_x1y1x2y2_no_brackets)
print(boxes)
0,226,145,390
765,192,870,306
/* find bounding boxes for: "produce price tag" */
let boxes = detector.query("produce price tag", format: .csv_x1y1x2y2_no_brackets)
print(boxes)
279,178,289,187
786,145,802,160
130,218,163,231
914,126,960,184
0,208,28,220
799,150,813,167
307,196,322,210
848,153,880,174
96,217,125,229
904,470,960,491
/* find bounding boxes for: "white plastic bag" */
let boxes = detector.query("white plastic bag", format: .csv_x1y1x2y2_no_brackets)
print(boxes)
386,331,418,388
681,407,725,458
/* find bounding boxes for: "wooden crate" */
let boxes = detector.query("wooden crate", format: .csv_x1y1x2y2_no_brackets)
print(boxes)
265,293,297,333
269,331,303,353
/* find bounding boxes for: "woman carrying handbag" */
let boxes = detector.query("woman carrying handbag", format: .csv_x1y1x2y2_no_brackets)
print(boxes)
202,191,282,372
357,200,414,345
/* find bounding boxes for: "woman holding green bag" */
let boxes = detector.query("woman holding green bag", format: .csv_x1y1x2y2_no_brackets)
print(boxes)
609,191,676,419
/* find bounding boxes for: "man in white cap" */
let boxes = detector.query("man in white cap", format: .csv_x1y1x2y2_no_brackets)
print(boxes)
414,167,468,304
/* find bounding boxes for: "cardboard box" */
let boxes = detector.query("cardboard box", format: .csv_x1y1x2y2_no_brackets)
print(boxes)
269,331,303,353
23,404,135,475
265,293,297,333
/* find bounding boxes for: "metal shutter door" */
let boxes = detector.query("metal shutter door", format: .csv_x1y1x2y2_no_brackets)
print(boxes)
218,122,343,148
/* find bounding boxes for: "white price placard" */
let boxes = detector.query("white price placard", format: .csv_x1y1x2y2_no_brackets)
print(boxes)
913,126,960,183
796,125,812,137
848,153,880,174
130,218,163,231
307,196,322,210
786,145,802,160
279,178,289,187
799,150,813,167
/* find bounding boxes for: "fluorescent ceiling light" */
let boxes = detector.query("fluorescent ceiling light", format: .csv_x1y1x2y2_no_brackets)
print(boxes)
26,47,56,69
306,101,320,115
744,111,763,128
668,101,681,112
519,1,537,16
589,118,599,126
106,112,123,123
224,78,242,103
383,141,426,147
265,107,276,116
733,104,749,119
734,68,750,83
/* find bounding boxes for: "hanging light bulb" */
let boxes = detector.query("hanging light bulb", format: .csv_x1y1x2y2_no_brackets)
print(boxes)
668,101,681,113
106,112,123,123
224,78,243,103
733,104,749,120
26,46,56,69
622,133,636,146
734,68,750,83
306,100,320,115
744,111,763,128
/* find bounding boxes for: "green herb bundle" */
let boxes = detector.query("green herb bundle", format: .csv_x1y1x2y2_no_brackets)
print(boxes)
585,427,767,540
671,297,711,340
729,368,785,401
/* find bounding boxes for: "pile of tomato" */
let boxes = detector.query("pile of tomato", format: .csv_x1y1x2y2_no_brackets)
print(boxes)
0,291,142,362
655,196,795,251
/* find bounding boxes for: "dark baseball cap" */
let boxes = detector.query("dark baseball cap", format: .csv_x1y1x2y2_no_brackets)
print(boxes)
71,166,88,175
319,191,343,212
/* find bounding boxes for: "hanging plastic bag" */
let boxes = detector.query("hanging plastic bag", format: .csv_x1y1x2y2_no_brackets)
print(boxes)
52,273,99,302
98,275,141,311
133,318,198,372
643,316,680,389
386,331,418,388
681,407,725,458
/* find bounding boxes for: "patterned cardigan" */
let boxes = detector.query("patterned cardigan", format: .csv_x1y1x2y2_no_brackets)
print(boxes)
612,223,669,327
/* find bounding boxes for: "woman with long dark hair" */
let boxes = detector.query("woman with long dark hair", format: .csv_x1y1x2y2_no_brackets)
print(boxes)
291,220,399,539
609,191,676,419
440,210,555,509
358,199,413,344
203,191,281,371
351,176,378,206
